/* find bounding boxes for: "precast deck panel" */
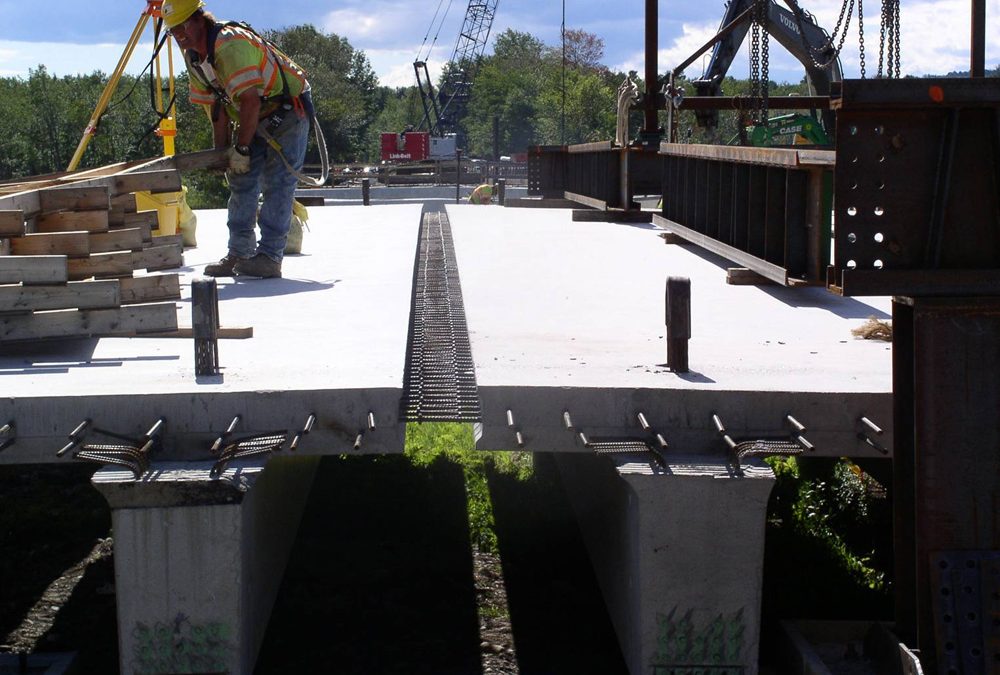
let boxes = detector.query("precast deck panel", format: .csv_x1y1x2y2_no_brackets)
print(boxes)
446,204,894,456
1,206,421,462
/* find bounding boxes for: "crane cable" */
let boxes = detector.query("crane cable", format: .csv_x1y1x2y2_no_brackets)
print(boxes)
417,0,458,62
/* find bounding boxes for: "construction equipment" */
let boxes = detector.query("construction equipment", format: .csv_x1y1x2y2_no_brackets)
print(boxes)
738,111,831,146
68,1,178,171
664,0,843,144
412,0,499,149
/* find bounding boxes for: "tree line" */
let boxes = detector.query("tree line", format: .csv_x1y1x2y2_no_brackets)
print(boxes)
0,23,809,205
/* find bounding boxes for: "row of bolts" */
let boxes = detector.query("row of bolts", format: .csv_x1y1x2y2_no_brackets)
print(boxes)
0,411,887,472
502,410,888,456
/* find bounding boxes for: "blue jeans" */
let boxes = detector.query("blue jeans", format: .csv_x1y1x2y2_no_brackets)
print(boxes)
225,110,309,262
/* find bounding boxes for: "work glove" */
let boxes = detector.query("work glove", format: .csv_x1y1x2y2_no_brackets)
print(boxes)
228,144,251,174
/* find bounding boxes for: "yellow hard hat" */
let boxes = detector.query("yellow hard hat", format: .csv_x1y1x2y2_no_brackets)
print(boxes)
160,0,206,30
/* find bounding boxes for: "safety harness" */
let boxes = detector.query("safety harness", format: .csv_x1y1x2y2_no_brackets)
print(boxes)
186,19,329,186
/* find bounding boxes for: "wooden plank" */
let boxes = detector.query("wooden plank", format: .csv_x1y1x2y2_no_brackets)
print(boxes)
38,185,110,212
90,228,144,253
67,251,134,281
124,211,159,229
0,280,120,312
133,243,183,271
0,302,178,341
167,148,229,173
119,274,181,304
0,210,24,237
0,255,68,285
129,325,253,339
110,193,138,212
726,267,774,285
110,170,182,196
10,231,90,257
35,209,110,233
151,234,184,249
113,220,152,243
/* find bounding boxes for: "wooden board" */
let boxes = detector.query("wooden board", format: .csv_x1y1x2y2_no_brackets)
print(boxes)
0,210,24,237
109,170,182,196
0,302,178,341
113,221,152,243
10,231,90,257
110,193,138,212
38,185,110,212
152,234,184,249
133,243,183,271
123,211,159,229
119,274,181,304
68,251,134,281
130,325,254,339
0,255,68,285
0,280,120,313
35,209,110,233
89,228,144,253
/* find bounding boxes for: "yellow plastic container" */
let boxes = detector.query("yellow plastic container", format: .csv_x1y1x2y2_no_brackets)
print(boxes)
135,190,181,236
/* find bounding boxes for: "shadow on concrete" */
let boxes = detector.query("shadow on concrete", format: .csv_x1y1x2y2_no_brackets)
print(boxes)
209,277,340,301
255,455,482,675
487,453,628,675
668,241,890,320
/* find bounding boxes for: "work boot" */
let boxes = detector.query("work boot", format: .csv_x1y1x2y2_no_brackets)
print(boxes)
203,254,240,277
234,253,282,278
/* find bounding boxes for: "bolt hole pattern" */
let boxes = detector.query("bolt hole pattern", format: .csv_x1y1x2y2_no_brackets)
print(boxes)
847,260,857,270
874,206,885,216
850,125,859,135
878,154,886,163
874,232,885,243
875,125,885,135
873,259,884,270
848,233,857,243
877,181,886,190
847,206,858,216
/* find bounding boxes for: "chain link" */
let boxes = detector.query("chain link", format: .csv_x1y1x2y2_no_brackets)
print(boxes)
858,0,866,78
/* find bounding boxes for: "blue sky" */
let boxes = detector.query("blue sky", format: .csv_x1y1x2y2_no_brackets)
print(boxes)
0,0,996,88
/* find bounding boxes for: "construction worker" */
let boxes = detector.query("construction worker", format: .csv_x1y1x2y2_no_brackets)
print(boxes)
161,0,312,279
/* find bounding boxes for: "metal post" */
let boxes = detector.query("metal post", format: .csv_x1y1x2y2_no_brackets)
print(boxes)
971,0,986,76
361,177,370,206
665,276,691,372
497,178,506,206
456,149,462,204
192,278,220,377
643,0,660,141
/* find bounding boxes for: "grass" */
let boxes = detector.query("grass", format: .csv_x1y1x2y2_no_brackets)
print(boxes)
404,422,532,554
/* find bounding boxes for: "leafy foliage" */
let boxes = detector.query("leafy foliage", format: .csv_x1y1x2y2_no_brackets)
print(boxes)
405,422,532,553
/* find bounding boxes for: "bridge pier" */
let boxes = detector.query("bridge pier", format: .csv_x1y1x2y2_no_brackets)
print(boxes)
555,452,775,675
92,455,319,675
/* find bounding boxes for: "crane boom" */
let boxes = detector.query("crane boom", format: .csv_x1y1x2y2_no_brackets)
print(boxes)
415,0,499,141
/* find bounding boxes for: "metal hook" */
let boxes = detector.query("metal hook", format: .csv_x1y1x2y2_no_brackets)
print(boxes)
290,413,316,451
786,414,806,433
367,412,377,431
0,421,14,452
562,411,574,430
57,419,92,457
211,415,242,454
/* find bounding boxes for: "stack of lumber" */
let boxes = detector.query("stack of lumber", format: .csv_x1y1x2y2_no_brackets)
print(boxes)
0,151,225,343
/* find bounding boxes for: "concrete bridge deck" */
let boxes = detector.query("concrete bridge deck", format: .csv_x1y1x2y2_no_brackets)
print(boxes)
1,202,891,464
1,201,895,674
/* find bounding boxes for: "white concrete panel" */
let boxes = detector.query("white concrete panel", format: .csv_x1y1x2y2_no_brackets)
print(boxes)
1,205,421,396
447,204,892,394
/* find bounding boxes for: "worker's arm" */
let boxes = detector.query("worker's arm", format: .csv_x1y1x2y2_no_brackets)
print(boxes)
211,105,231,150
235,90,261,147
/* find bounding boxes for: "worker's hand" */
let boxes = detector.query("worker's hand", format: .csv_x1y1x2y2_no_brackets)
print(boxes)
227,145,251,175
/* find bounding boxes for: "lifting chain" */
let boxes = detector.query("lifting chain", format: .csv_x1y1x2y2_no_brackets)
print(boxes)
878,0,902,77
858,0,866,78
786,0,856,71
748,0,770,126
